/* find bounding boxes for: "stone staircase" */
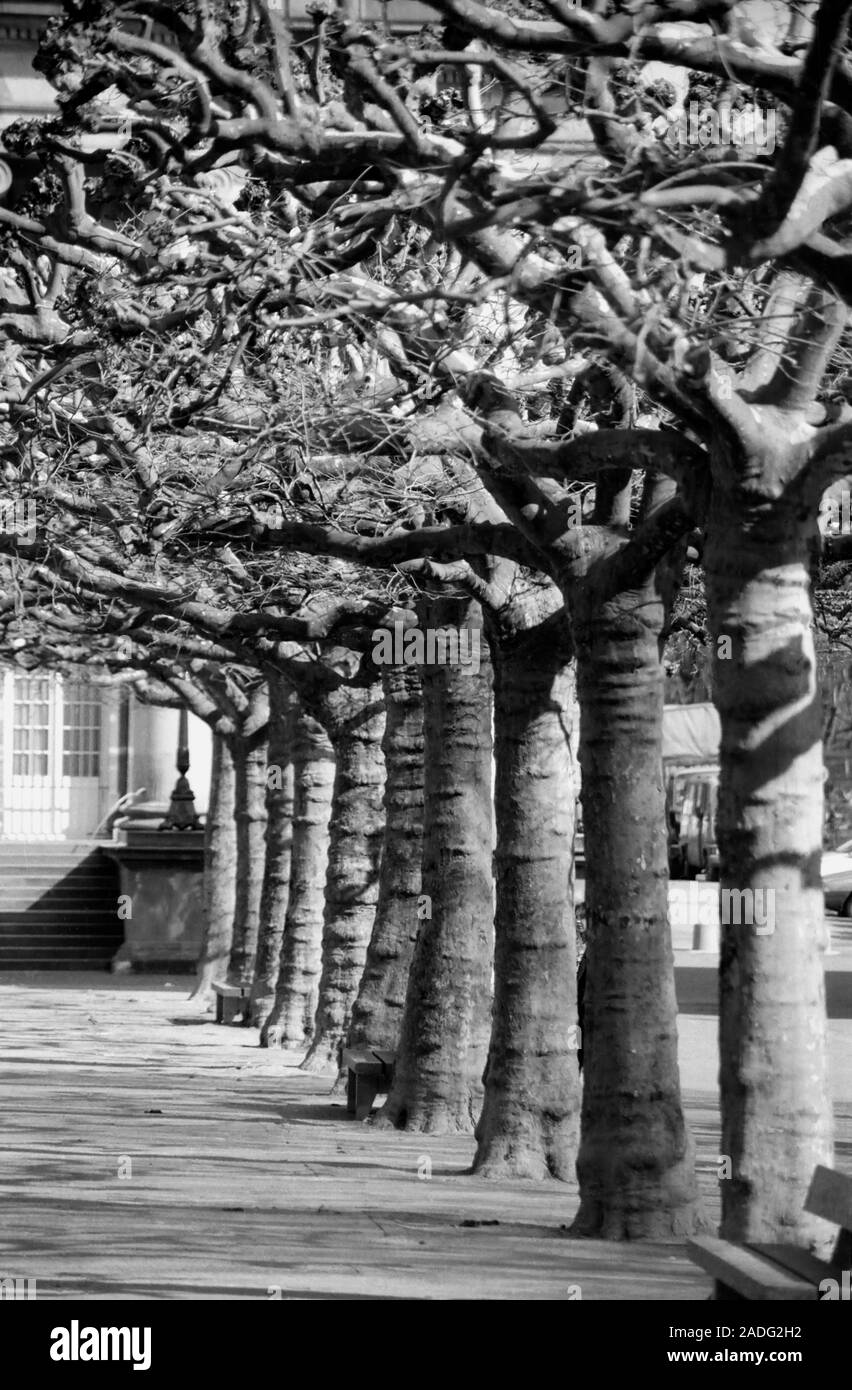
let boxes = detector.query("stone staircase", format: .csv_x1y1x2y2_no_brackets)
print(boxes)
0,842,122,969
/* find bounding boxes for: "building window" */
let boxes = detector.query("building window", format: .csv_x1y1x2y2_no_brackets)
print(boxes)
62,682,101,778
12,677,50,777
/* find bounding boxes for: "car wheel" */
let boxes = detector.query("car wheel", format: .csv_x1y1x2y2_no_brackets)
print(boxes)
841,894,852,920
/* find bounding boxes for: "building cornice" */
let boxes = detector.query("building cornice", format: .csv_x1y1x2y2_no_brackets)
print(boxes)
0,4,60,44
0,2,433,43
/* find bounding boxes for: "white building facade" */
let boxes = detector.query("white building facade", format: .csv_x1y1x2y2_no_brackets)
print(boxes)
0,667,212,840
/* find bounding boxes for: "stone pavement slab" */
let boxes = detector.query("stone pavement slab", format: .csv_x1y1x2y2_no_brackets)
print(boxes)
0,971,847,1300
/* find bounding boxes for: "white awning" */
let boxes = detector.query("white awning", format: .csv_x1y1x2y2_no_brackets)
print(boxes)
663,703,721,764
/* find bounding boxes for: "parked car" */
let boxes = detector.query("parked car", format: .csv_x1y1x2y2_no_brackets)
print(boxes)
666,771,690,877
822,840,852,917
667,767,719,879
668,771,852,907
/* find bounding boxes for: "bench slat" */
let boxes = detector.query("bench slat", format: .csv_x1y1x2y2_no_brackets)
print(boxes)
687,1238,817,1301
748,1243,839,1287
805,1166,852,1230
212,982,249,998
342,1048,383,1075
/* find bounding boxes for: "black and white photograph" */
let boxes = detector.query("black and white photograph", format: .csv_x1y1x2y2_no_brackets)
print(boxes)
0,0,851,1352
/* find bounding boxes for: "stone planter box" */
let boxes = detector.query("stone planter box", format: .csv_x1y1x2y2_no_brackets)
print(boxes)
103,823,205,970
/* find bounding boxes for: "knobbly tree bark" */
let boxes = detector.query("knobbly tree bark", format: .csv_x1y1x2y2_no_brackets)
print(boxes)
249,673,295,1027
226,693,270,990
571,566,704,1237
261,706,335,1048
692,283,842,1246
468,385,704,1231
156,672,269,1005
190,731,236,1002
348,664,424,1052
300,682,386,1072
706,470,832,1246
376,594,494,1133
473,609,579,1179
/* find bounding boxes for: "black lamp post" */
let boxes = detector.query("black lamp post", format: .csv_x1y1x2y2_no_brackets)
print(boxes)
159,707,201,831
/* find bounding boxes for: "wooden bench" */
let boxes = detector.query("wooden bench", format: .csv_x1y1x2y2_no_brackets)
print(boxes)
688,1165,852,1300
342,1047,396,1121
212,981,250,1024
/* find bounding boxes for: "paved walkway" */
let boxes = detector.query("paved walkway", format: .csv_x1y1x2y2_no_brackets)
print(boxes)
0,969,849,1300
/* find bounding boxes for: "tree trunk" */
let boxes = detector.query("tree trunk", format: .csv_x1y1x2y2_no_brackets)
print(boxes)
261,708,335,1048
705,487,832,1246
571,576,704,1237
226,731,269,990
473,617,580,1179
300,683,386,1072
376,596,494,1133
348,665,424,1051
249,675,295,1027
190,732,236,1003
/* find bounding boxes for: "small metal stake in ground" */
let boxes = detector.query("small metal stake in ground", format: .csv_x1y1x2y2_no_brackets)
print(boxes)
159,707,201,831
692,876,720,951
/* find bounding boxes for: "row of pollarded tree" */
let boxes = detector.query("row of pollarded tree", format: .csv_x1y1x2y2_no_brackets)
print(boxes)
0,0,849,1247
23,546,700,1239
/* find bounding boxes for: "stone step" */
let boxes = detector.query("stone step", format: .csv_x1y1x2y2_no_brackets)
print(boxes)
0,883,115,896
0,840,123,964
0,868,115,882
0,902,120,916
0,951,117,969
0,919,123,936
0,935,122,949
0,897,121,912
0,846,109,859
0,869,114,879
0,962,115,971
0,856,113,867
0,935,120,949
0,857,113,870
0,868,114,879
